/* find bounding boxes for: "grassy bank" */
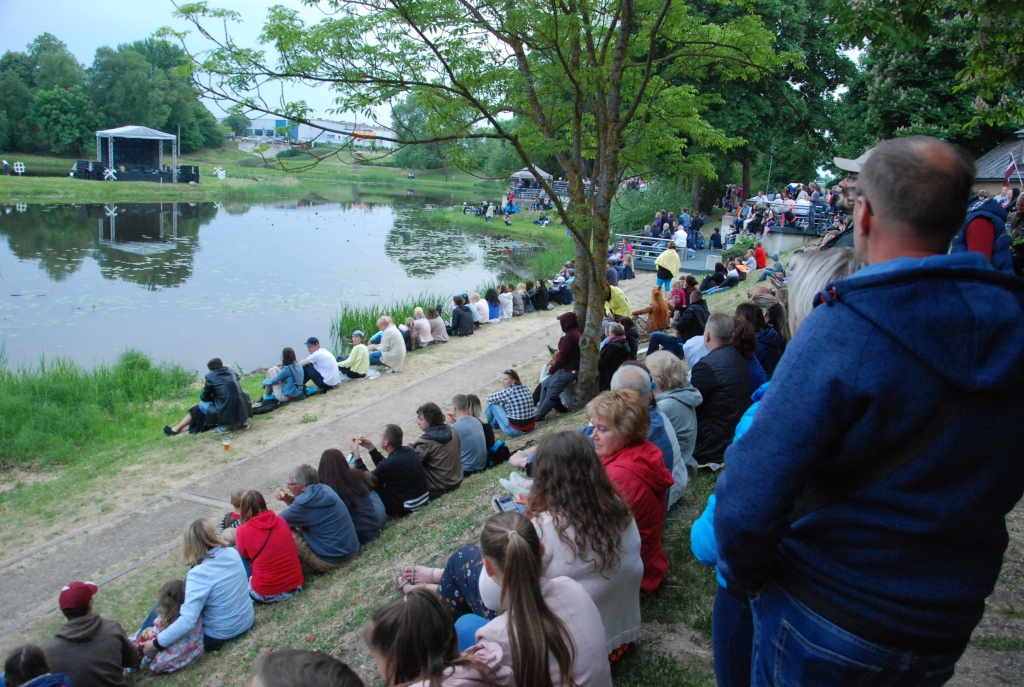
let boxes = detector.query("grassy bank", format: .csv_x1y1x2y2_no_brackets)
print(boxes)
0,149,506,204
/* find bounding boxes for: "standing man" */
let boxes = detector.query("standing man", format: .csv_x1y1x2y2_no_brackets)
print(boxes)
716,136,1024,684
300,337,341,390
446,394,488,475
680,207,692,232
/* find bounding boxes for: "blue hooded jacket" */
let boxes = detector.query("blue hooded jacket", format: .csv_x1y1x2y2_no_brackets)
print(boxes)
714,252,1024,646
280,483,359,564
950,197,1013,273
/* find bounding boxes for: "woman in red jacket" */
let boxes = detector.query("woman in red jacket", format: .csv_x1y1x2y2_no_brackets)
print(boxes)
587,389,674,596
235,490,304,603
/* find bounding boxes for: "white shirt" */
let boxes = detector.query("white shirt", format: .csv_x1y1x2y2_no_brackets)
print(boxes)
306,348,341,386
674,229,688,249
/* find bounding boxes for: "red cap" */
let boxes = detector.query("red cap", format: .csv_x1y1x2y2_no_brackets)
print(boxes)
59,581,98,613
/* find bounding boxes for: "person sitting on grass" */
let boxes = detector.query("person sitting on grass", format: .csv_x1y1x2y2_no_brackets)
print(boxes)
133,580,204,674
218,489,245,545
735,302,784,380
247,650,364,687
485,288,502,322
349,424,431,518
363,589,509,687
275,464,360,574
368,316,406,373
732,318,768,398
587,389,674,597
498,285,514,319
757,251,785,282
300,337,342,391
619,316,639,360
699,262,727,292
400,317,418,352
2,645,72,687
485,368,536,437
262,347,305,402
427,306,449,343
234,491,304,604
647,352,702,485
139,519,253,657
42,582,140,687
318,449,383,542
530,279,550,311
412,307,433,347
337,330,370,380
465,394,496,456
511,283,525,316
450,297,475,337
646,290,709,359
445,394,488,476
412,402,464,500
598,323,631,391
164,358,251,436
469,292,490,324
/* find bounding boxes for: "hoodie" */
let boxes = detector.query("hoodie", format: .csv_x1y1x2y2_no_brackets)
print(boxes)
597,337,629,390
951,197,1013,273
602,441,675,595
280,483,359,564
405,641,513,687
18,675,74,687
42,614,140,687
236,509,304,597
549,312,581,374
657,384,703,492
412,424,463,499
451,304,474,336
715,252,1024,648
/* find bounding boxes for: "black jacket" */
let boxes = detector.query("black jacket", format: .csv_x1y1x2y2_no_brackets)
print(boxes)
358,446,431,516
690,345,751,464
598,339,630,391
201,367,252,428
451,305,474,336
532,283,550,310
675,300,710,342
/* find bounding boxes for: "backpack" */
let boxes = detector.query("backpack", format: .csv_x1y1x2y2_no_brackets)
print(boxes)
951,197,1013,273
488,440,511,468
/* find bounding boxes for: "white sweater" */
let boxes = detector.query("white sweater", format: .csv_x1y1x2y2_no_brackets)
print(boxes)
498,292,514,319
480,512,643,652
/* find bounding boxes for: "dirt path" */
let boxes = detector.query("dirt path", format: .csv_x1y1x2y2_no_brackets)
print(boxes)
0,275,659,637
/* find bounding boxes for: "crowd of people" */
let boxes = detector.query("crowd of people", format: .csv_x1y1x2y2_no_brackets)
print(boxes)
6,136,1024,687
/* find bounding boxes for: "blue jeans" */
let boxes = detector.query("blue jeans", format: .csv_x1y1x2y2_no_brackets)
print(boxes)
536,369,577,419
713,585,753,687
485,404,525,437
455,614,490,652
369,490,387,527
647,332,684,358
369,351,383,366
750,582,964,687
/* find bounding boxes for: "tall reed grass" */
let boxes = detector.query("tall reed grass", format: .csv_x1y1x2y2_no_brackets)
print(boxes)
330,291,455,352
0,350,195,467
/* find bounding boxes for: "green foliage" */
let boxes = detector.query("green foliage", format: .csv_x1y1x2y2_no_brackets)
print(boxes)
0,70,35,152
0,110,9,151
31,86,100,155
222,113,251,136
722,236,756,260
0,350,195,466
330,291,454,353
610,183,691,237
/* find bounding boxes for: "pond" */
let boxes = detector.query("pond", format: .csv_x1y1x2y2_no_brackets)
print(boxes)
0,197,535,371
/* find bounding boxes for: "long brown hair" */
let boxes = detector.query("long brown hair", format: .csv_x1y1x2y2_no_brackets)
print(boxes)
525,432,633,575
157,579,186,626
479,512,575,687
318,449,370,513
363,588,494,687
238,490,268,523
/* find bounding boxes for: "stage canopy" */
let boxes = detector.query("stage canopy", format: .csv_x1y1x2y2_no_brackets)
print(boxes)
510,167,554,181
96,126,179,182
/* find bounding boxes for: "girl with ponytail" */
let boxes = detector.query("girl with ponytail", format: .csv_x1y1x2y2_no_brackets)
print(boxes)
468,511,611,687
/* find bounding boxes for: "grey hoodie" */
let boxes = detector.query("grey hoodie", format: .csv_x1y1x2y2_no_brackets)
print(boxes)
657,385,703,472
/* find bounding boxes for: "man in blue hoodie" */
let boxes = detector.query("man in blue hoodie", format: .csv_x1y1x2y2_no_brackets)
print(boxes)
715,135,1024,685
277,464,359,573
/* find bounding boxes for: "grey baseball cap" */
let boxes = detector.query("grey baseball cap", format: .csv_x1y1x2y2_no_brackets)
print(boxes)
352,330,365,339
833,148,875,174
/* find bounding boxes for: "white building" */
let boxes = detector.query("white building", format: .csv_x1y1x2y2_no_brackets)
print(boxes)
293,118,397,149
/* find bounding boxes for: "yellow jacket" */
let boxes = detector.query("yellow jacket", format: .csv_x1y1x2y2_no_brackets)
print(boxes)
605,286,633,317
654,248,681,276
339,343,370,375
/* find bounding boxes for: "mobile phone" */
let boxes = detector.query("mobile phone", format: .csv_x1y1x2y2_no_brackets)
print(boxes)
491,495,524,514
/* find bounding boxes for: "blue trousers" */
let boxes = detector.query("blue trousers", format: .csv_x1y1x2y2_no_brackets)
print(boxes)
455,614,490,652
647,332,684,358
656,277,672,291
750,582,964,686
485,404,526,437
713,585,753,687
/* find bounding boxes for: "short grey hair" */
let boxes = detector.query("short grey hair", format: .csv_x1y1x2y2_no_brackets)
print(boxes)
289,464,319,487
788,248,864,335
646,351,688,392
705,313,734,345
610,365,653,404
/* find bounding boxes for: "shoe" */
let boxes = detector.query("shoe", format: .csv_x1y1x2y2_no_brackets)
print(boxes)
163,426,177,436
534,414,546,422
508,470,524,484
213,426,229,434
242,422,250,429
499,477,529,498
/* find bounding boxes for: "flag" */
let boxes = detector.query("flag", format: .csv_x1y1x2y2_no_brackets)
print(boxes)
1005,153,1018,185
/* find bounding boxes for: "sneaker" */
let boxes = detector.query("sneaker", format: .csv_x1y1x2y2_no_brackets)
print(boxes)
242,422,250,429
213,426,229,434
499,477,530,498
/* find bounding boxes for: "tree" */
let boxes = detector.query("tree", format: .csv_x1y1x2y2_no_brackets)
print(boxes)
172,0,779,404
0,70,34,151
89,47,173,129
222,113,250,136
826,0,1023,125
31,86,100,155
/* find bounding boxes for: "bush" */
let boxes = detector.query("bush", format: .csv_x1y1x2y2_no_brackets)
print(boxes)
722,237,756,261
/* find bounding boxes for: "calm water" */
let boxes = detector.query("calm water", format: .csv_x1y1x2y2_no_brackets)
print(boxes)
0,197,530,371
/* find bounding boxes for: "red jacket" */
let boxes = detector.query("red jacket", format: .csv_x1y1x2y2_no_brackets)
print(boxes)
236,510,304,597
754,245,767,269
602,441,674,595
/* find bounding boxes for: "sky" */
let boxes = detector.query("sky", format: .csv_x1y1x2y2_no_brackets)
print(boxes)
0,0,371,121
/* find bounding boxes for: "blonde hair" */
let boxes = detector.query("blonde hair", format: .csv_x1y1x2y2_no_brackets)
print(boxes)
469,292,481,303
646,351,688,392
413,307,424,318
376,315,393,329
788,248,864,335
182,518,223,567
229,488,246,508
516,283,526,293
585,389,650,445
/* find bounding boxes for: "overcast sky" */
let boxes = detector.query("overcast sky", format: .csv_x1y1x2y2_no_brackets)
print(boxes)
0,0,374,121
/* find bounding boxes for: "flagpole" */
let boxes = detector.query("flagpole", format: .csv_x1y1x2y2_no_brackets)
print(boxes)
1014,151,1024,188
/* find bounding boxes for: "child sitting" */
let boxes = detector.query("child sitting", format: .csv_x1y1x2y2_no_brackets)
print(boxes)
218,489,245,546
135,580,203,674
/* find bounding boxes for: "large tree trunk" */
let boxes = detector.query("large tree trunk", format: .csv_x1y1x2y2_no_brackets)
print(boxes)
691,174,701,214
742,157,751,197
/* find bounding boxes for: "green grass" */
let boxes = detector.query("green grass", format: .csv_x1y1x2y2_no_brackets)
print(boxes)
971,636,1024,652
330,291,455,353
0,350,195,469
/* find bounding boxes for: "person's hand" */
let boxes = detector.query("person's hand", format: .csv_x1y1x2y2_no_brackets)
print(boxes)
349,437,362,457
445,412,457,425
357,435,376,450
142,640,158,659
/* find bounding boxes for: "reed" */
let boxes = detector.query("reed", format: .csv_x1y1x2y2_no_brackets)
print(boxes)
330,291,455,352
0,350,195,467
